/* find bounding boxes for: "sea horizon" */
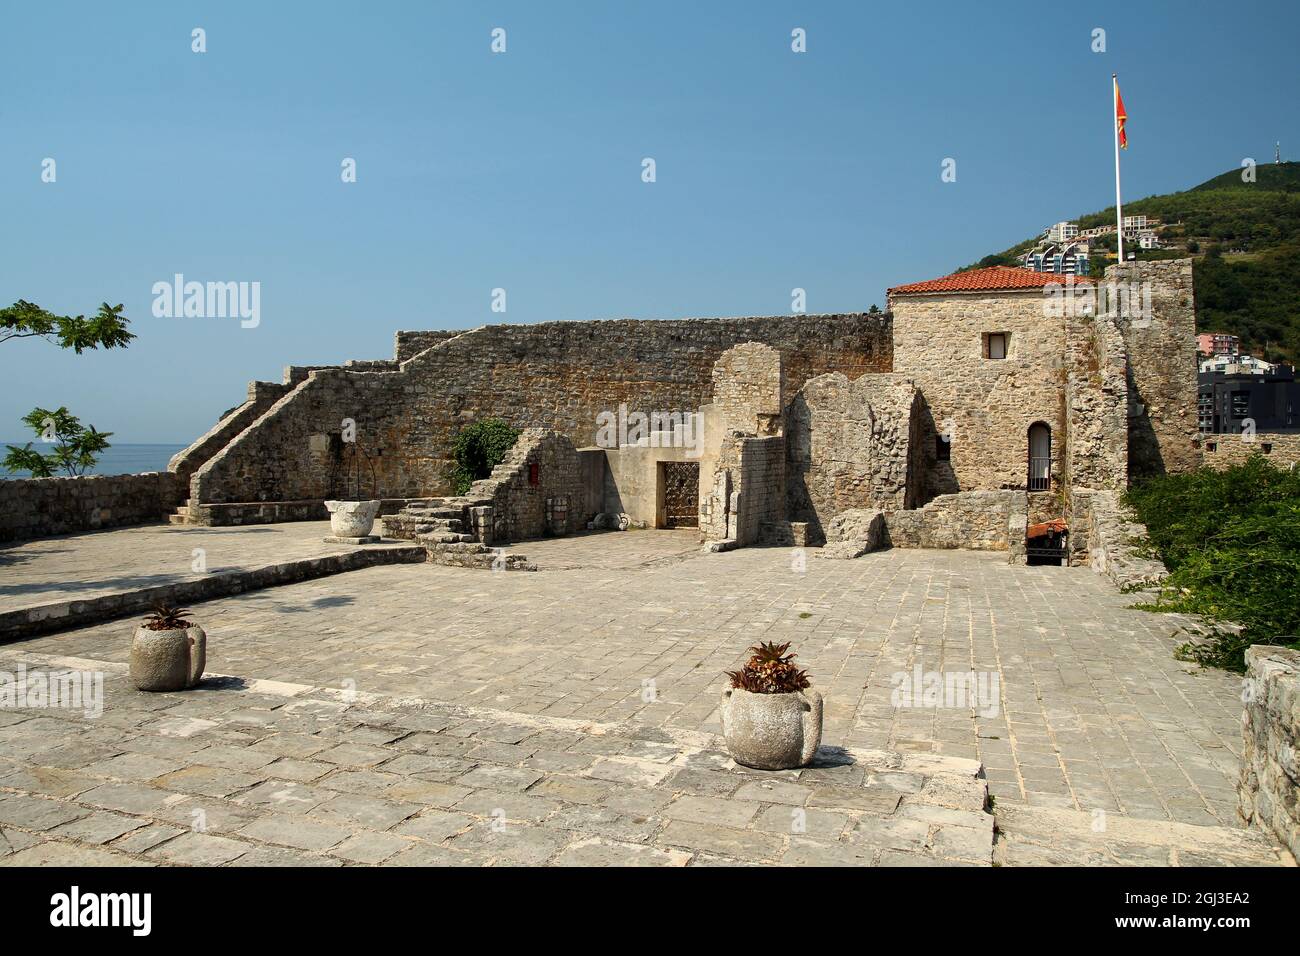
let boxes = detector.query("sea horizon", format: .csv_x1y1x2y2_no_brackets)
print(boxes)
0,441,187,479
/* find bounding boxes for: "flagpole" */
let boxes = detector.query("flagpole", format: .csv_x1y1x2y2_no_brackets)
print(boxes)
1113,73,1124,265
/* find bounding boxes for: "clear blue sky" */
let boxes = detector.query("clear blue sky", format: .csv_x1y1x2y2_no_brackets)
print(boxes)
3,1,1297,441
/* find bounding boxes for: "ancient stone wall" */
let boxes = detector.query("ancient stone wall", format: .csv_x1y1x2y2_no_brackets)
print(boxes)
1201,432,1300,471
732,435,786,547
1069,490,1167,589
890,290,1068,498
193,314,891,514
469,428,588,541
786,372,919,544
712,342,784,436
394,330,462,362
0,472,181,542
881,491,1015,551
191,368,420,505
1239,645,1300,861
1064,309,1129,494
1109,259,1200,478
169,379,293,496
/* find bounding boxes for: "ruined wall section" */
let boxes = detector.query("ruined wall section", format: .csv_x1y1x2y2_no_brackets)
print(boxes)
891,291,1068,496
1109,259,1200,478
469,428,587,541
786,372,919,544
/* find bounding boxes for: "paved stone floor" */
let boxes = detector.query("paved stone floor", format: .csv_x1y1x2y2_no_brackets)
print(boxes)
0,522,412,613
0,661,995,867
0,529,1291,866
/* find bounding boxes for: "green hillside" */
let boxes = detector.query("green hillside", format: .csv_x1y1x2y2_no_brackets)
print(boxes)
963,162,1300,361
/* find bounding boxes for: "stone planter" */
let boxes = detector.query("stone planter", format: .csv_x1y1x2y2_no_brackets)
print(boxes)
720,687,823,770
129,625,206,692
324,499,381,537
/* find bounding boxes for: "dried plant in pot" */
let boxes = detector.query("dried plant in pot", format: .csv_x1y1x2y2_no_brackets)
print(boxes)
720,642,823,770
129,604,206,692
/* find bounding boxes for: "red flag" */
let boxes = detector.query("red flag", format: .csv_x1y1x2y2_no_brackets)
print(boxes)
1115,80,1128,149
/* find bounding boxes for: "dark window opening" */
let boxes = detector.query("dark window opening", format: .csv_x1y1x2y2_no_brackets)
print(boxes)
935,435,951,461
1028,422,1051,491
985,333,1008,360
528,462,539,486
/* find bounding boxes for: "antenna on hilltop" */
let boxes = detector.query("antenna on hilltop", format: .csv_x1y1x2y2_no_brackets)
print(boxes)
1277,141,1282,164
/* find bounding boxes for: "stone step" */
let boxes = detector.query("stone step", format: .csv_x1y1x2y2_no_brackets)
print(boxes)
421,540,535,571
418,532,476,544
992,804,1296,867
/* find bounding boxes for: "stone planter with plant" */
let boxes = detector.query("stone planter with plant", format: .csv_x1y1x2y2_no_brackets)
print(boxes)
129,604,206,692
720,641,823,770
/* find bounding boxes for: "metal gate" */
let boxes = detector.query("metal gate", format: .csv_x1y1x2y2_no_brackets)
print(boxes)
661,462,699,528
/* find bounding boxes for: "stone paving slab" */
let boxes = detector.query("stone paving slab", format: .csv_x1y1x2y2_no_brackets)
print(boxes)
0,521,423,640
6,543,1251,829
992,804,1293,867
0,659,994,866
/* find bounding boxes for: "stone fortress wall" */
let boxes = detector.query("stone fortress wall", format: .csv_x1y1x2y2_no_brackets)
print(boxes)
5,260,1211,557
189,314,892,513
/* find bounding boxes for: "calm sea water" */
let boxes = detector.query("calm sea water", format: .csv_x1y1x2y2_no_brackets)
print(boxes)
0,442,186,479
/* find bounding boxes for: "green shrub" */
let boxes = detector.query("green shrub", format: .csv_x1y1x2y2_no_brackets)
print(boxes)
1123,457,1300,671
447,418,519,495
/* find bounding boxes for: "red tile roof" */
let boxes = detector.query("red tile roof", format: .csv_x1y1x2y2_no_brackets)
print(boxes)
888,266,1094,295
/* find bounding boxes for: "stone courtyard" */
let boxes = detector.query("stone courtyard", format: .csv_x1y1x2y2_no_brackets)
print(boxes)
0,523,1291,867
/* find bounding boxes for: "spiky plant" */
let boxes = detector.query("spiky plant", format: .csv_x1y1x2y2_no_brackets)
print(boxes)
142,603,194,631
726,641,812,694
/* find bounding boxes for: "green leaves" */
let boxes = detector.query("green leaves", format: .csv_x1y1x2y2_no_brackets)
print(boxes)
1125,458,1300,671
0,300,135,353
447,418,520,495
3,406,113,477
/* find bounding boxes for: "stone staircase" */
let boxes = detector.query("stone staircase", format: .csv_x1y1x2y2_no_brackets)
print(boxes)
383,498,535,571
168,498,194,526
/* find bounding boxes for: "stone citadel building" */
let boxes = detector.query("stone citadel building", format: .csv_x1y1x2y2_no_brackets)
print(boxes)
2,259,1197,579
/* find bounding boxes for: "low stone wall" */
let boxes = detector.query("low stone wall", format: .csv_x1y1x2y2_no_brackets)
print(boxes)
1071,490,1167,590
882,491,1015,551
1,543,425,641
0,473,181,543
1239,645,1300,861
1201,432,1300,471
186,497,415,527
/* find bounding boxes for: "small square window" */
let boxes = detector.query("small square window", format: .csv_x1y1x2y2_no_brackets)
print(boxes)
935,435,951,461
985,333,1008,360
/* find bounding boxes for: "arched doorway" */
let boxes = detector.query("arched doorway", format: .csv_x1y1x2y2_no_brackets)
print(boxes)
1028,422,1051,491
